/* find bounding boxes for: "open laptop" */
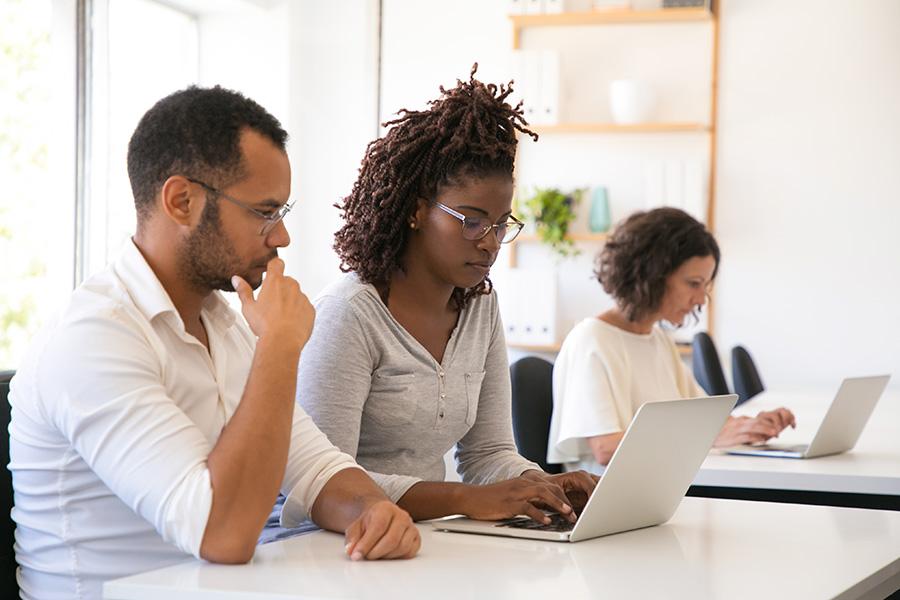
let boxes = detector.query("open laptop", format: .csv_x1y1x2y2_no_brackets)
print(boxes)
725,374,891,459
432,394,736,542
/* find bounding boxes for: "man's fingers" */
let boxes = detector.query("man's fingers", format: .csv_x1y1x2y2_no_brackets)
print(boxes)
344,518,363,557
262,257,285,283
349,509,392,560
231,275,253,306
396,525,421,559
363,520,407,560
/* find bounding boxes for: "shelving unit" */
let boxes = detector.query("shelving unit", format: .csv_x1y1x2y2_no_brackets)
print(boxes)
518,232,607,242
506,5,720,354
510,7,713,49
507,340,694,357
531,122,709,134
508,232,607,268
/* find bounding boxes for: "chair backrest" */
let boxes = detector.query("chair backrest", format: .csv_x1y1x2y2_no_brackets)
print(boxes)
731,346,764,406
0,369,18,595
509,357,562,474
691,333,729,397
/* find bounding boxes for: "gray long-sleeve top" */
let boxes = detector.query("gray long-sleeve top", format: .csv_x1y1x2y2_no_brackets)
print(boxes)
297,274,540,501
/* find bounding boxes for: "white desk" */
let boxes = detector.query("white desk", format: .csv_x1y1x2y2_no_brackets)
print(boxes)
104,497,900,600
691,389,900,508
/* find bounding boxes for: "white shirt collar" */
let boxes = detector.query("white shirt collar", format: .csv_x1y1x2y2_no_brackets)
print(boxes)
114,238,236,332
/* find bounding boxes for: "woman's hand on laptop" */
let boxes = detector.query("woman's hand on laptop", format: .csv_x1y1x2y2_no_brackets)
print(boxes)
755,407,796,433
713,409,794,448
458,477,577,524
520,470,599,514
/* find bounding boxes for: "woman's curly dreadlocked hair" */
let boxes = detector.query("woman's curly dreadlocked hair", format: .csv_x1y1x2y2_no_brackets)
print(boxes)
334,64,538,310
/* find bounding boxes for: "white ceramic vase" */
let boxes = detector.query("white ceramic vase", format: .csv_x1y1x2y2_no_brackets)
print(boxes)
609,80,655,125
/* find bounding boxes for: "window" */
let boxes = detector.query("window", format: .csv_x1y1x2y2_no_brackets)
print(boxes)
0,0,74,369
85,0,199,276
1,0,287,368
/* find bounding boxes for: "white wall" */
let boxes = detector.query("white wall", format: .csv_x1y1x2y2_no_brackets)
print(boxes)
714,0,900,389
380,1,712,344
281,0,381,294
287,1,900,390
380,0,511,123
197,2,290,123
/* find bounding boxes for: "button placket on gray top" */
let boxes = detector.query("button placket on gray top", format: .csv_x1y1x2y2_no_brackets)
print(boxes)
435,365,446,426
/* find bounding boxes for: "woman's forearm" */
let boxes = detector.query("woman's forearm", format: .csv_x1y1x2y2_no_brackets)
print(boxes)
587,432,625,466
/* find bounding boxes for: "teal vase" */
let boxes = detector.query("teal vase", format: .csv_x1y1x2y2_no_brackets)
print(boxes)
589,187,611,233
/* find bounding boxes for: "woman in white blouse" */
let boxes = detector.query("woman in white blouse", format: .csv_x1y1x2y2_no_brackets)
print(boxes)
548,207,795,472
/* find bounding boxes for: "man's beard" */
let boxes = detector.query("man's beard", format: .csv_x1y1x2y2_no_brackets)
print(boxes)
177,201,270,292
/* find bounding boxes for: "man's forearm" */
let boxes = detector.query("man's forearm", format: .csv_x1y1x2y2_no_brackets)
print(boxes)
201,333,301,562
310,468,395,532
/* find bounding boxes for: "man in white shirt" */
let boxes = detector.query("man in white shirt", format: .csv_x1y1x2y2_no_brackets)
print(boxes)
8,86,420,600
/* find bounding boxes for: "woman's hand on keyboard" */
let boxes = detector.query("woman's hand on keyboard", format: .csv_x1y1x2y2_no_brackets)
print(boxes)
457,477,576,524
520,470,599,513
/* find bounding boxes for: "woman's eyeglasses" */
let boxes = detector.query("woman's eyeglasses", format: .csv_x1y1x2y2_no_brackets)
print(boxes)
434,202,524,244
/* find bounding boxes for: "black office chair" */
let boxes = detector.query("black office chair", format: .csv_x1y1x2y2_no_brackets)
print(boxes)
731,346,764,406
691,332,729,397
509,357,562,474
0,370,18,596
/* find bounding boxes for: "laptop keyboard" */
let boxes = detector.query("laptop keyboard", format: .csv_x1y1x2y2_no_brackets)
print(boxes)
496,514,576,532
756,443,808,452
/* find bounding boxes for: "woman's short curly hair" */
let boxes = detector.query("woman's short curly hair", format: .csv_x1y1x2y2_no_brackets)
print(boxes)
595,207,720,322
333,64,537,310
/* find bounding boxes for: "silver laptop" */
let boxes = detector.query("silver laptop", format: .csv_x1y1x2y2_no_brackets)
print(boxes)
432,395,736,542
726,374,891,459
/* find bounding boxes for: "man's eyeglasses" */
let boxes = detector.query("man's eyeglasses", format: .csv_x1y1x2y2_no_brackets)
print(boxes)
186,177,294,236
435,202,524,244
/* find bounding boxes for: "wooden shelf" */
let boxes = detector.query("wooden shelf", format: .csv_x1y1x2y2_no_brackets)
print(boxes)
507,342,562,353
509,3,720,334
531,122,710,134
510,8,712,28
507,342,693,357
511,8,713,49
516,232,608,243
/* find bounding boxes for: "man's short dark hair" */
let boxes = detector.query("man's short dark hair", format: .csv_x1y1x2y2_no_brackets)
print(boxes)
594,207,720,322
127,85,288,222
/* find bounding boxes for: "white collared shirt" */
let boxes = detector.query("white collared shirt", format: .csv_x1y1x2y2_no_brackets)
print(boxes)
8,240,360,600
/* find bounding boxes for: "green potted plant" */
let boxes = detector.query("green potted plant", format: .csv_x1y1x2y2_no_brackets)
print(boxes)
521,187,583,257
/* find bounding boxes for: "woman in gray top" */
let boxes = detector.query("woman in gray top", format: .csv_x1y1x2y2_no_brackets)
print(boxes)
297,65,596,525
